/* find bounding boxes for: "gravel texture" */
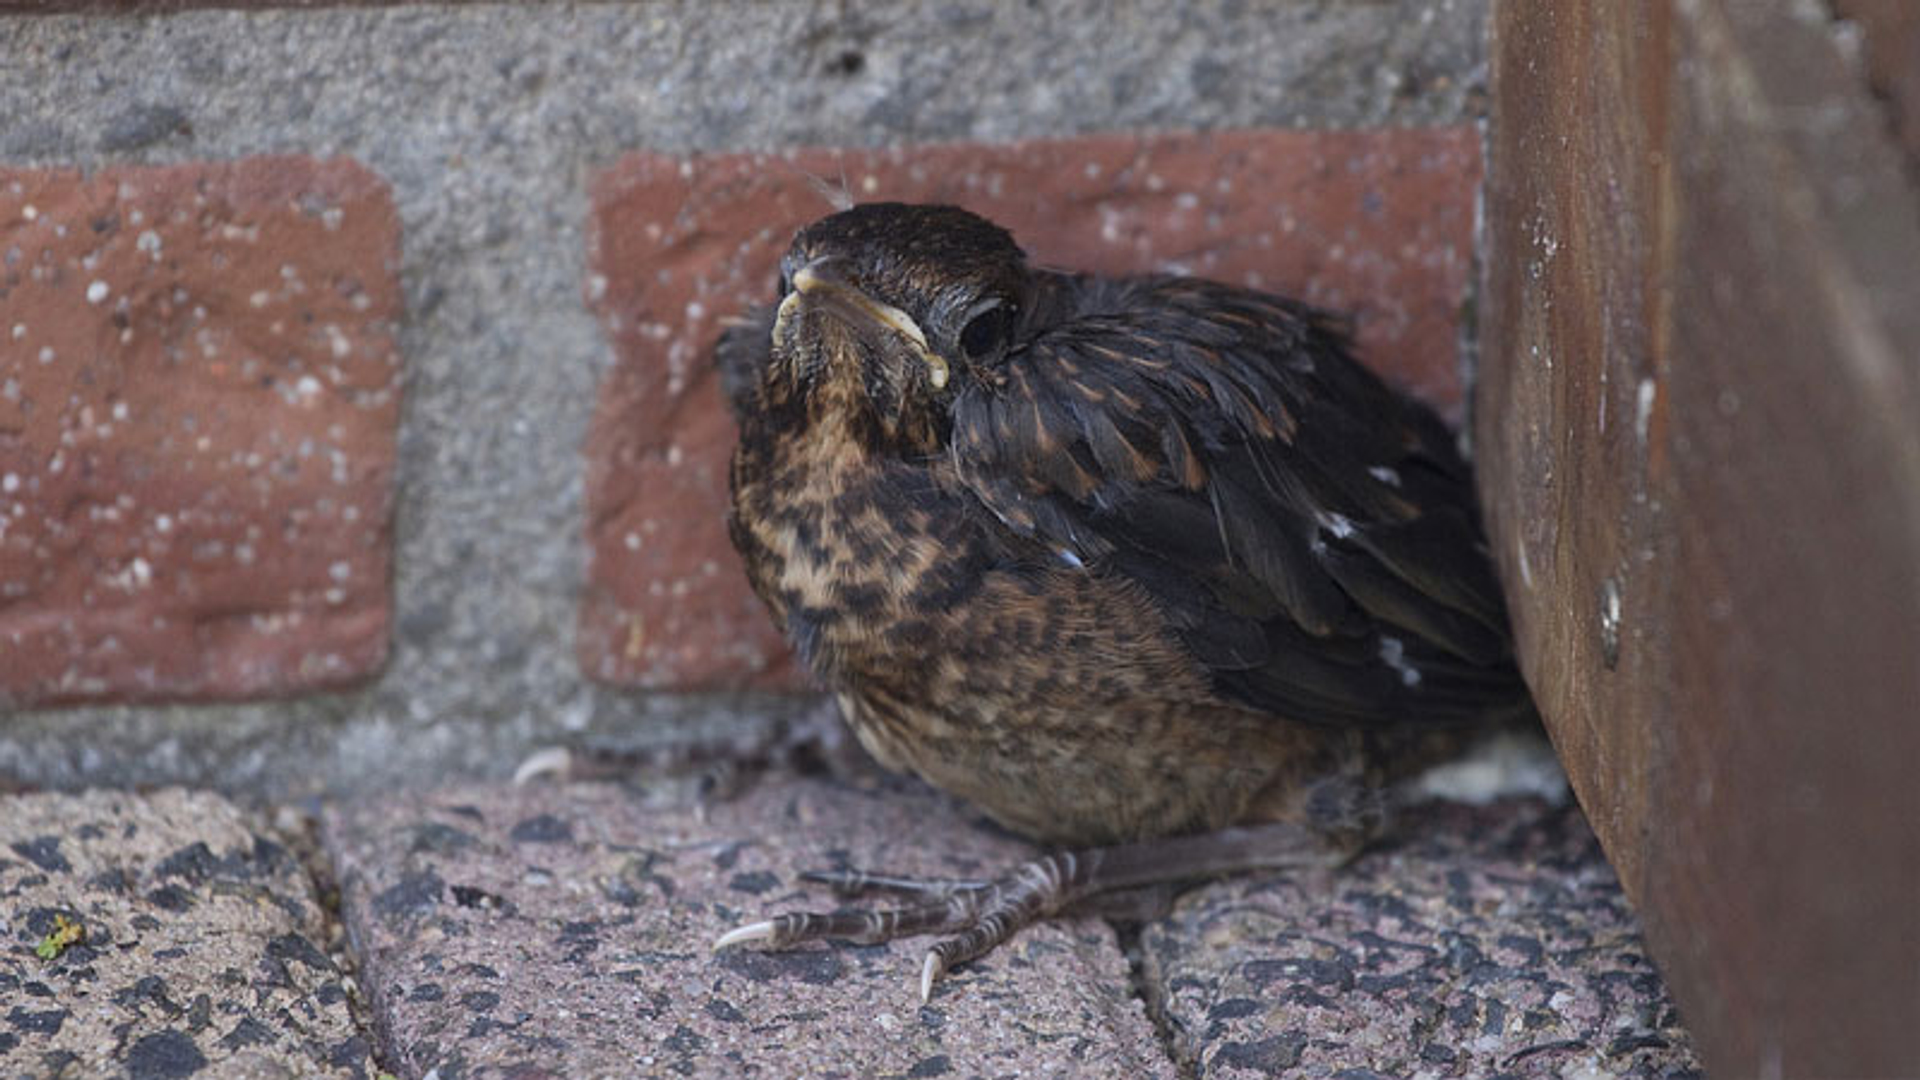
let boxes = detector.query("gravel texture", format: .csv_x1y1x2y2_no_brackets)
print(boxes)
0,789,370,1078
323,771,1169,1078
1140,796,1701,1078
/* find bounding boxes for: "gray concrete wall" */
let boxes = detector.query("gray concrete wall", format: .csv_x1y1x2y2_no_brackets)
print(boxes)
0,1,1487,801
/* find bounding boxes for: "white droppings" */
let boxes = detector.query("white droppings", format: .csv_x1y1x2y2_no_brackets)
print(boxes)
685,300,705,322
296,375,323,398
329,560,351,583
9,324,22,340
249,290,271,308
1,473,16,493
624,532,642,551
38,346,54,365
155,514,172,533
325,325,351,360
1367,465,1402,487
22,205,37,220
137,230,163,258
86,281,109,304
1378,636,1422,686
322,207,344,231
1635,377,1656,443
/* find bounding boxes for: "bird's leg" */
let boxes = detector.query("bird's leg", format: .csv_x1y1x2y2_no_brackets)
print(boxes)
714,815,1365,1002
800,868,992,896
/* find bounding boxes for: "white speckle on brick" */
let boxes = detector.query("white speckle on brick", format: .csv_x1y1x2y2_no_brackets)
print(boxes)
325,587,347,605
297,375,323,398
1,473,17,493
250,290,271,308
111,401,129,421
624,533,641,551
329,560,351,582
21,204,37,220
137,230,163,258
326,325,351,359
86,281,109,304
322,207,344,231
106,556,153,593
9,324,23,340
155,513,173,533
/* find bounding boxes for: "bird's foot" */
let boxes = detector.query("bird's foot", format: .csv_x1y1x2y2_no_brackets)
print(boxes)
714,852,1094,1002
713,821,1354,1000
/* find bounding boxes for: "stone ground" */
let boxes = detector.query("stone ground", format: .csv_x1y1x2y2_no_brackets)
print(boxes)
2,735,1703,1079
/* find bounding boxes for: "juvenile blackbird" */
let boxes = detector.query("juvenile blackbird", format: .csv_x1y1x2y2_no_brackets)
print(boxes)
713,202,1532,999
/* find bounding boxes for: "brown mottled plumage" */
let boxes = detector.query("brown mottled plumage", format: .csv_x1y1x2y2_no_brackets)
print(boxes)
713,203,1532,998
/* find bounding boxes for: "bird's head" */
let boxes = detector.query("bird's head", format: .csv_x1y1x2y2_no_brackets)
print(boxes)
763,203,1033,446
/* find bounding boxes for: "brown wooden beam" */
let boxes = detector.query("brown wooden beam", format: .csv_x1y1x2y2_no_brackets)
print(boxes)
1482,3,1920,1076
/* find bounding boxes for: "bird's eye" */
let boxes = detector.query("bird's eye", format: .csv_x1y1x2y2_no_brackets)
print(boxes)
775,268,793,299
958,300,1016,360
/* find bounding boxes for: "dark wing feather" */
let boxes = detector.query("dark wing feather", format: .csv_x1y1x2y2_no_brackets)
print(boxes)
949,273,1526,727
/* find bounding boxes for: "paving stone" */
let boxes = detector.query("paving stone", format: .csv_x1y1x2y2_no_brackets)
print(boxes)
1139,797,1702,1078
325,773,1171,1078
0,157,403,708
579,128,1482,692
0,789,371,1078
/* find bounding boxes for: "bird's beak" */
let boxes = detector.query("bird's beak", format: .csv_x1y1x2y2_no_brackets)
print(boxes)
774,262,951,390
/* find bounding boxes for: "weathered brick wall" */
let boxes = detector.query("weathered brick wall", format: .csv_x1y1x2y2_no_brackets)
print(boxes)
2,158,401,706
0,2,1491,797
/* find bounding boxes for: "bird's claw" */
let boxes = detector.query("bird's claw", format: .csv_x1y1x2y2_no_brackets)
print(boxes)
713,858,1082,1001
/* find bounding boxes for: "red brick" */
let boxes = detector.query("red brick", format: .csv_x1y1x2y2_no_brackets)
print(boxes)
0,157,403,707
581,129,1481,690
